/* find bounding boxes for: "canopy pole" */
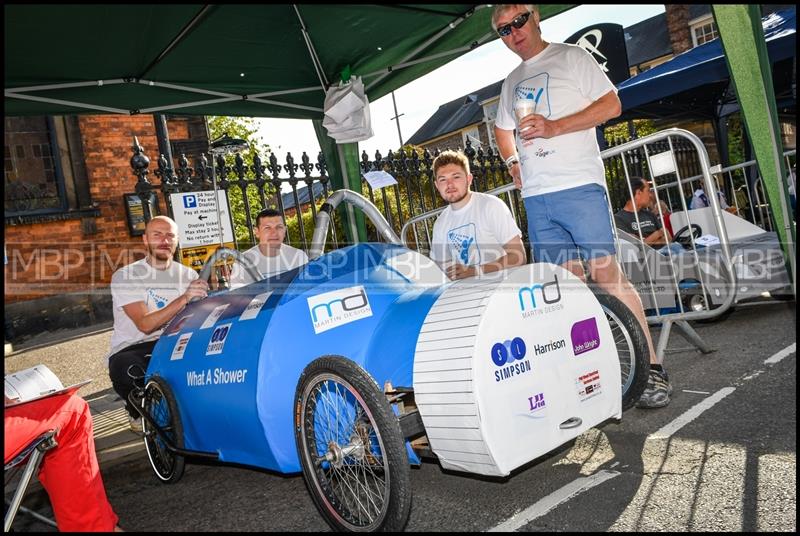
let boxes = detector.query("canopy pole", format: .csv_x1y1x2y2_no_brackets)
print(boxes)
365,7,490,92
713,4,795,295
293,4,329,90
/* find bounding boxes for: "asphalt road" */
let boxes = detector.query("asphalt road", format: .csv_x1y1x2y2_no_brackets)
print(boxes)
8,300,796,532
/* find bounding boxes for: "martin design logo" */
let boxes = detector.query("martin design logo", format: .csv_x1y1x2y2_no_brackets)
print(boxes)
307,285,372,334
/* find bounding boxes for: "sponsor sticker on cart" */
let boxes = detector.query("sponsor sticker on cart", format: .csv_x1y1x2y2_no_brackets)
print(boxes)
200,304,230,329
240,291,272,321
527,392,547,417
490,336,531,382
307,285,372,334
517,274,564,319
576,369,602,402
206,323,232,355
171,333,192,360
571,317,600,355
166,314,193,336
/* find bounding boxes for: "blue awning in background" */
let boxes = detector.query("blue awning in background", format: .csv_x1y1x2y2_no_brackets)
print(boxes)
617,8,795,116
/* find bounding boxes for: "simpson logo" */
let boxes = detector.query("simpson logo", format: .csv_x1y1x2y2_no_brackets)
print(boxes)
576,369,602,402
307,285,372,334
206,323,232,355
491,337,531,382
240,291,273,321
171,333,192,360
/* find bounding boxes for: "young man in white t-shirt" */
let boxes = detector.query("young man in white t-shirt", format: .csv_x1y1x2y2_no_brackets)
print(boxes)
108,216,208,430
228,208,309,288
491,4,670,409
430,150,526,280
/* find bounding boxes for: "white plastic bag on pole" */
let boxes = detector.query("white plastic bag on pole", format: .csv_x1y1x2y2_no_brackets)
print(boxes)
323,75,373,143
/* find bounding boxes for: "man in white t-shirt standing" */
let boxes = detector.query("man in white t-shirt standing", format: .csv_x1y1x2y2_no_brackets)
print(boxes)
108,216,208,431
492,4,670,408
228,208,309,287
430,150,526,280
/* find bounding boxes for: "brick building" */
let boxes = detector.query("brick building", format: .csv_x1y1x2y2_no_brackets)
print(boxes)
4,115,208,343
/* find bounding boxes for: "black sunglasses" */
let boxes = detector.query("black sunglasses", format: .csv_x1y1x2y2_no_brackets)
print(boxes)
496,11,533,37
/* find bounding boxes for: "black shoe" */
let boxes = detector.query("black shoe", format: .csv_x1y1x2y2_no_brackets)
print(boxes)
636,369,672,409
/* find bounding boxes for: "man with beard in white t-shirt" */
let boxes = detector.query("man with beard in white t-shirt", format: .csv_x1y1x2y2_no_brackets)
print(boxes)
108,216,208,431
228,208,309,287
430,150,526,280
491,4,670,408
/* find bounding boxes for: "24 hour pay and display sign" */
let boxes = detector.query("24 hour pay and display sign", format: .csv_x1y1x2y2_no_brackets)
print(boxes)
170,190,235,248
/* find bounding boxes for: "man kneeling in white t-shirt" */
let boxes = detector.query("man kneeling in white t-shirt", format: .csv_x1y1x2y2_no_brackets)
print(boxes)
228,208,309,288
430,150,526,280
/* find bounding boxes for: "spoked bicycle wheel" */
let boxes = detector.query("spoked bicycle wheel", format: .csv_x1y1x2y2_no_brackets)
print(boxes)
295,356,411,532
142,375,185,483
592,290,650,410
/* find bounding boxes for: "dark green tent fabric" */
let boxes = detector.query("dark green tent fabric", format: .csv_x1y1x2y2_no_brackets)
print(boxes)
713,5,795,291
4,4,575,118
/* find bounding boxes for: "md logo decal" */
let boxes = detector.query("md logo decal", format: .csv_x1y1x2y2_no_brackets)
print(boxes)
571,317,601,356
307,285,372,334
206,323,232,355
491,336,531,382
518,274,563,318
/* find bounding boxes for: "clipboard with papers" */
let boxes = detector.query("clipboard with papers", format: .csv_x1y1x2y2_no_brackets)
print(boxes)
4,364,91,407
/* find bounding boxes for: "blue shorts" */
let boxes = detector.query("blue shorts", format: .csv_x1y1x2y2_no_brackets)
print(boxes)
523,183,616,264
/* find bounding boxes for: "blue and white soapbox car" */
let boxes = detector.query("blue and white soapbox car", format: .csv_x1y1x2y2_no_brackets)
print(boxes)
133,194,649,532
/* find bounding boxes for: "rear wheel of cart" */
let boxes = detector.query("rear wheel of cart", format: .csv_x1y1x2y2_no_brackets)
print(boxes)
142,375,185,483
592,289,650,410
295,356,411,532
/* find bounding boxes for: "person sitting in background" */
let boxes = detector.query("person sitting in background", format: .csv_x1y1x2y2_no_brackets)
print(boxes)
647,186,673,238
5,393,122,531
228,208,309,288
615,176,683,256
690,183,738,214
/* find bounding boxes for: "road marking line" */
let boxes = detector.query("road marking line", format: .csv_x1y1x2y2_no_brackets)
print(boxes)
487,470,620,532
649,387,736,440
764,343,795,365
682,389,711,394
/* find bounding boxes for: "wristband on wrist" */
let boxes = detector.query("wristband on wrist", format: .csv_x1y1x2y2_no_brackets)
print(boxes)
504,154,519,168
474,264,483,277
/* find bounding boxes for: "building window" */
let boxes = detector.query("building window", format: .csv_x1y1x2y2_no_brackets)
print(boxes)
691,16,718,47
461,126,481,149
482,99,499,150
4,116,67,216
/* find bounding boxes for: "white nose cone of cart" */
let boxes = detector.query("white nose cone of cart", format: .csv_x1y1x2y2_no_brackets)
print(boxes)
413,263,622,477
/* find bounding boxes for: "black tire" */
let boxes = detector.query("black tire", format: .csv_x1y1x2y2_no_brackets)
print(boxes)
592,289,650,411
142,376,185,484
295,356,411,532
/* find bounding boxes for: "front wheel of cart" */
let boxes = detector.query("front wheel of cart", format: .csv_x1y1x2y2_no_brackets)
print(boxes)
592,289,650,410
295,356,411,532
142,375,185,483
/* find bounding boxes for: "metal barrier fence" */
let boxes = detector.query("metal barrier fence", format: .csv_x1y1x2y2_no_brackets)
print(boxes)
400,129,756,361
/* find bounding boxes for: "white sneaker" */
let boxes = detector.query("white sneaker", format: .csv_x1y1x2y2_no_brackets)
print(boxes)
128,414,143,434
